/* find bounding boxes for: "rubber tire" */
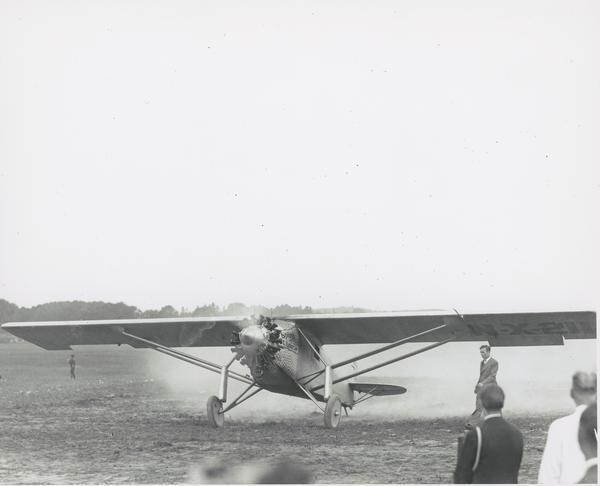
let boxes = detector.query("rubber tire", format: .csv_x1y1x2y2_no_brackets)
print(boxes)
324,394,342,429
207,395,224,428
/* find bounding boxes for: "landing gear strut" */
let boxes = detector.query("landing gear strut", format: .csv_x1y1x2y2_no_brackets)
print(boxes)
207,395,224,427
324,394,342,429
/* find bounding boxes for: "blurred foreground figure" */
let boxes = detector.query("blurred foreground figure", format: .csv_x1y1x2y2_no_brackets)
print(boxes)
538,371,597,484
467,345,498,428
454,385,523,483
187,459,313,484
577,402,597,484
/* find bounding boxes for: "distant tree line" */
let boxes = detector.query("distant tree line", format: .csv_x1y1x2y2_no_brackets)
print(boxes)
0,299,369,342
0,299,140,323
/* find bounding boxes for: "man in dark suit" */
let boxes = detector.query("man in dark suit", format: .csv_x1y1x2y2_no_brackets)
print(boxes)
455,385,523,483
470,344,498,422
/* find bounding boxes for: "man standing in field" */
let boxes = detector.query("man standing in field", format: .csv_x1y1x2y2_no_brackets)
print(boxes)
538,371,597,484
468,345,498,425
68,354,76,379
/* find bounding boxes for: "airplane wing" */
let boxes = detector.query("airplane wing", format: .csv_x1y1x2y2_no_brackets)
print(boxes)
2,310,596,350
1,316,252,350
281,310,597,346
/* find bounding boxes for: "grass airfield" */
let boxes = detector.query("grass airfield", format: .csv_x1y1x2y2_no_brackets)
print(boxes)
0,342,557,484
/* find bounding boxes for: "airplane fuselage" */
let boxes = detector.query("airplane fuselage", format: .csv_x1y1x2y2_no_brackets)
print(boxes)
236,320,353,404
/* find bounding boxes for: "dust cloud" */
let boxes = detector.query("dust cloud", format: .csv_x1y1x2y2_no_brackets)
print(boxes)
142,340,597,422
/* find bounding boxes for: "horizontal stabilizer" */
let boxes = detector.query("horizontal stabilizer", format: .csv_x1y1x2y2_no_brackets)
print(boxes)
349,381,407,396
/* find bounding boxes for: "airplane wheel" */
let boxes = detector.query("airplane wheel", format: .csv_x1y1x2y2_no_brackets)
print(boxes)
324,394,342,429
207,395,224,427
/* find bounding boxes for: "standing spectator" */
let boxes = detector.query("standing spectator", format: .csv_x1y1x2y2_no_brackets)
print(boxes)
455,384,523,483
577,403,597,484
538,371,597,484
68,354,76,379
468,344,498,426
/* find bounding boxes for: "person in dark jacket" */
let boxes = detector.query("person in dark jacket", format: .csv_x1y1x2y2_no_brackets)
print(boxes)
455,384,523,483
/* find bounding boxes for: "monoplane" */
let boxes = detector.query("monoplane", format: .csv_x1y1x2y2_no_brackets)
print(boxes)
2,310,596,428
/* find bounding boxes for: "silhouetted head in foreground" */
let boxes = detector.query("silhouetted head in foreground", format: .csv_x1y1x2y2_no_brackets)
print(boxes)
480,384,504,415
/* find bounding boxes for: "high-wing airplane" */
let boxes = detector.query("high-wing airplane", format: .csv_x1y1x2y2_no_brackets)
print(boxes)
1,310,596,428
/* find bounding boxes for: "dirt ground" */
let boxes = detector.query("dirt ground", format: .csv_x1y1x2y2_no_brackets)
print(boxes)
0,343,555,484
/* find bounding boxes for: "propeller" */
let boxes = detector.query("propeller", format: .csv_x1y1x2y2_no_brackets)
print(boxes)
230,316,284,375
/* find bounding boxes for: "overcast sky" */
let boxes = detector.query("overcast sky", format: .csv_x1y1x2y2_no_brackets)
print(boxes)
1,0,599,314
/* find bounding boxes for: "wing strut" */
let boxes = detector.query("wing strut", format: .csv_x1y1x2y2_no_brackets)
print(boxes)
298,320,458,396
312,337,456,392
297,327,329,366
119,330,255,386
292,378,325,412
330,322,449,369
222,382,264,413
